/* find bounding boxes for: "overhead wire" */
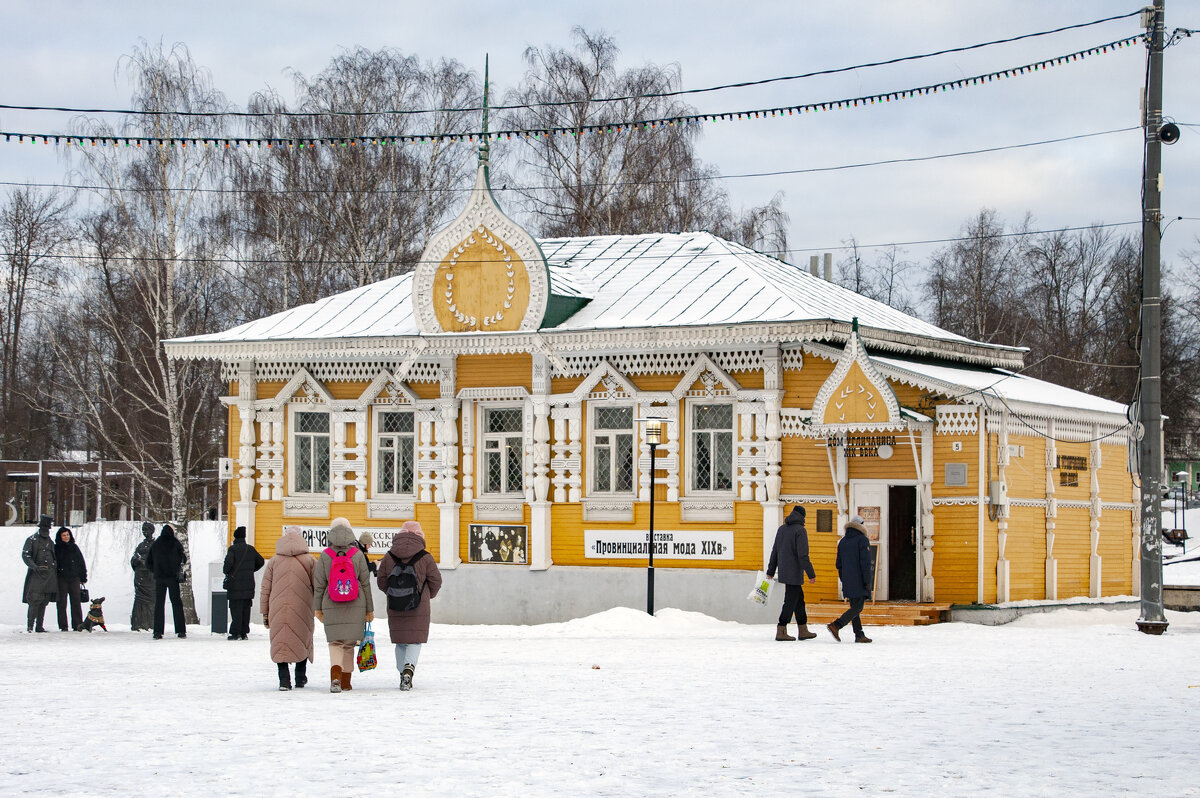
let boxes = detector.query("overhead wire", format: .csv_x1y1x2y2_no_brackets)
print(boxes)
0,9,1147,119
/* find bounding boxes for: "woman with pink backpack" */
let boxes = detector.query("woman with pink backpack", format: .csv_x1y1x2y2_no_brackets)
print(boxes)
312,518,374,693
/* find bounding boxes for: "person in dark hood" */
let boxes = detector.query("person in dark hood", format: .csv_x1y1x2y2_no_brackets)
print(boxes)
21,515,57,633
146,523,187,639
767,505,818,641
355,531,378,577
222,526,265,640
54,526,88,631
130,522,156,631
376,520,442,691
828,514,874,644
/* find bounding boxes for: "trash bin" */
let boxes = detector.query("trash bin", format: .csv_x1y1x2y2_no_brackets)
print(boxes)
211,590,229,635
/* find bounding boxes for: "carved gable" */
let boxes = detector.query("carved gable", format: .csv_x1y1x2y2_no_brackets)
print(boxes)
810,325,901,433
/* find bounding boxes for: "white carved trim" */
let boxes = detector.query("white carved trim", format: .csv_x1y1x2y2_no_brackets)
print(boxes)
366,498,416,519
282,497,330,518
413,166,549,334
671,354,742,400
1008,498,1049,508
780,494,838,505
1101,502,1136,511
680,499,735,522
472,501,525,522
582,500,635,522
458,386,531,402
932,497,981,506
809,328,903,434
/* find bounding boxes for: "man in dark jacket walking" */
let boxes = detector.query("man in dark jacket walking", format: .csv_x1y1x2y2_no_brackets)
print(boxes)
146,523,187,639
767,505,818,641
222,526,265,640
828,514,874,643
21,515,57,633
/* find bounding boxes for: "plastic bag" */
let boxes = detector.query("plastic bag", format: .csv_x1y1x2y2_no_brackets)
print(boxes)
357,622,377,672
747,571,773,605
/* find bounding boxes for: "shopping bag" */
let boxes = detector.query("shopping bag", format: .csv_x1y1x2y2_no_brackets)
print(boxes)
357,622,377,672
747,571,773,605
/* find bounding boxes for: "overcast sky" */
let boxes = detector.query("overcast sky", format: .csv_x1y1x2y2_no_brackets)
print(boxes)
2,0,1198,280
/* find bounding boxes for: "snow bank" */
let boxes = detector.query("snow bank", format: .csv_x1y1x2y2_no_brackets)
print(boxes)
0,521,227,627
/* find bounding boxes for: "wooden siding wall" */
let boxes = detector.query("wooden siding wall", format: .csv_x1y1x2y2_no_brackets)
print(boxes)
225,353,1137,604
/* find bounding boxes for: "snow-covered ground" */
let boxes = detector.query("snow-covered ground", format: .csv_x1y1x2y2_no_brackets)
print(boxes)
4,521,1199,796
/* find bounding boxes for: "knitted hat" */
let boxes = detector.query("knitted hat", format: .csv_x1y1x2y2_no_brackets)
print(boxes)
233,526,247,539
330,516,353,533
282,525,302,537
400,520,424,539
849,514,865,526
358,531,374,548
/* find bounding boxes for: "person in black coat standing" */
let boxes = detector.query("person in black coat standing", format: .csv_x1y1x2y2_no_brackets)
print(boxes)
54,527,88,631
22,515,57,633
146,523,187,639
828,515,874,643
767,505,818,641
222,526,265,640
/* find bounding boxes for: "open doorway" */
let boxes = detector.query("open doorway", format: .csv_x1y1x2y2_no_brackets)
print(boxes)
888,485,917,600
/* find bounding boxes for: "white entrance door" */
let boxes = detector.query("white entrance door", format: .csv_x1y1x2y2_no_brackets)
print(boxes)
849,481,888,600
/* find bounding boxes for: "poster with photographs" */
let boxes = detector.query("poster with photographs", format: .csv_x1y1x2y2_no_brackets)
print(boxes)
859,506,881,543
468,524,528,564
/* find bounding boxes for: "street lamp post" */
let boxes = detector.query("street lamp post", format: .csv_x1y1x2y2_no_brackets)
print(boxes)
1177,471,1189,539
638,418,665,615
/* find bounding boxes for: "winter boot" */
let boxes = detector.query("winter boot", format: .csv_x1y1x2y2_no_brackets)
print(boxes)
775,624,795,641
826,622,841,642
330,665,343,693
796,625,818,641
294,661,308,689
854,633,873,644
400,665,415,691
339,669,353,692
277,663,292,691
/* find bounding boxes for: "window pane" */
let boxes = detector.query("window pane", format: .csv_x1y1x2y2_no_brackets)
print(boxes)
615,434,634,492
399,438,414,493
485,451,502,493
315,437,330,493
296,412,329,434
595,446,611,492
694,404,731,430
378,447,396,493
595,406,632,430
693,432,712,490
487,408,523,433
296,438,312,493
506,436,523,492
380,411,413,434
714,431,733,490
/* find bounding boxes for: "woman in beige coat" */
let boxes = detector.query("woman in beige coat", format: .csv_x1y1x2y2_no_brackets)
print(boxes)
261,526,316,691
313,518,374,693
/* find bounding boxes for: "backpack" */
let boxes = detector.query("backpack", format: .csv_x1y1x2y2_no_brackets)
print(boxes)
324,547,360,603
385,551,428,612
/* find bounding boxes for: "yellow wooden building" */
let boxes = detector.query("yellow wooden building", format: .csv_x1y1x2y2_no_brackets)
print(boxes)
165,152,1138,623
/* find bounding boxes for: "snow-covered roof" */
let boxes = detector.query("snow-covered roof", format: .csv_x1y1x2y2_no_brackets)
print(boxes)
172,232,1000,352
870,352,1129,419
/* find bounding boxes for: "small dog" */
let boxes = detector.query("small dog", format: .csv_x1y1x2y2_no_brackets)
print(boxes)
79,597,107,632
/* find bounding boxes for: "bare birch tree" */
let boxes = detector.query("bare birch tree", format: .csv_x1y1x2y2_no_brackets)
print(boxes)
46,41,232,621
501,28,787,250
0,187,73,458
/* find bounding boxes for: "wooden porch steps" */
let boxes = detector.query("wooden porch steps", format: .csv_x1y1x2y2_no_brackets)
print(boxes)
803,602,951,626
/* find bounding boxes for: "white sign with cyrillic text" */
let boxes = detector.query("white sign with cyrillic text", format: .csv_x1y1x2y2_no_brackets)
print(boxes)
584,530,734,560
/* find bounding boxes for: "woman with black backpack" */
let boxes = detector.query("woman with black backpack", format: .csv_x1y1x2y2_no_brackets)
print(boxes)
376,520,442,691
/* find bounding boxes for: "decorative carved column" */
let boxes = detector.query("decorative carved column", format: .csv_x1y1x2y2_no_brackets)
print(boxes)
437,357,461,570
529,353,553,570
461,399,475,505
567,406,583,503
255,411,283,501
1045,420,1058,600
761,344,783,566
920,422,936,601
737,404,755,501
1089,430,1103,597
551,406,570,503
234,361,258,542
996,411,1010,603
664,404,680,503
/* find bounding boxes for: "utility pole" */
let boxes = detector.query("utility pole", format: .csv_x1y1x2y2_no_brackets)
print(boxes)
1137,0,1169,636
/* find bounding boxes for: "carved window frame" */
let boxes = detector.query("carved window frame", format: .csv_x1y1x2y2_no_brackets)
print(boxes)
287,404,332,498
371,404,418,499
